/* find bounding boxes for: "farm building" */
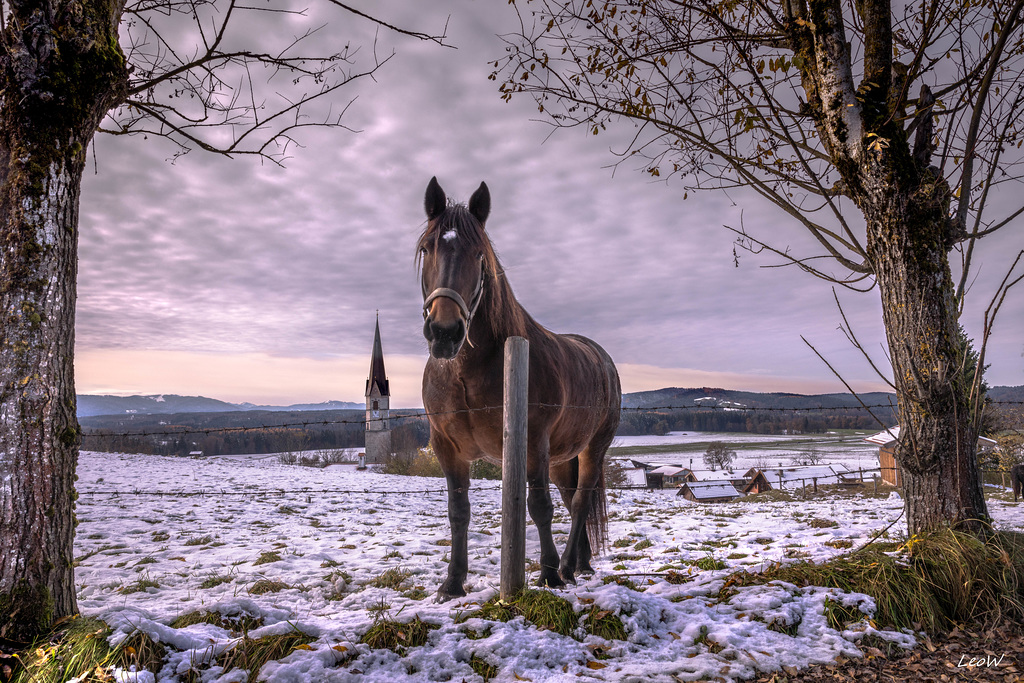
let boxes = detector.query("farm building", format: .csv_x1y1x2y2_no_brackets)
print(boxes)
677,480,745,503
740,469,773,494
757,464,856,490
865,426,997,486
646,465,697,487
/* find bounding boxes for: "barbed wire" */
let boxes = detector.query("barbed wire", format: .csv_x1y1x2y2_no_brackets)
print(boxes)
77,399,1024,440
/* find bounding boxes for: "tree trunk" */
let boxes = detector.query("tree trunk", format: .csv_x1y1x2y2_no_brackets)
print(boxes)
0,0,127,642
867,180,988,535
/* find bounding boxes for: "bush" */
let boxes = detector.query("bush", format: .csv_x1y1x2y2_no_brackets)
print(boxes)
375,445,444,477
472,458,502,480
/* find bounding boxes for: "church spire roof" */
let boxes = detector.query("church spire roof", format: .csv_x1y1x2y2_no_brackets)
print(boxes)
365,314,389,398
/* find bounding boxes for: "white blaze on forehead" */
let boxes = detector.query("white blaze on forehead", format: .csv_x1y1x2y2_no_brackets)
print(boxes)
442,229,457,242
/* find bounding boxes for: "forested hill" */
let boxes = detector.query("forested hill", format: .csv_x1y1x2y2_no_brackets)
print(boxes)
618,385,1022,436
622,387,898,410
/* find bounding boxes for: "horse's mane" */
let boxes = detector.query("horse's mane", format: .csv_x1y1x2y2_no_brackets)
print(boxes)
417,203,529,341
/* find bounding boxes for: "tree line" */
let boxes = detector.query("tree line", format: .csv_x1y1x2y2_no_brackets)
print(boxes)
616,407,896,436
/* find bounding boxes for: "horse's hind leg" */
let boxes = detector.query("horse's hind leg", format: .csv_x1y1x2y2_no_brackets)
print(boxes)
527,441,565,588
551,459,594,575
435,441,472,602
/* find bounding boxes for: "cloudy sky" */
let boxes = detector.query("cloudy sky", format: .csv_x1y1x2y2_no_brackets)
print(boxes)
74,0,1024,408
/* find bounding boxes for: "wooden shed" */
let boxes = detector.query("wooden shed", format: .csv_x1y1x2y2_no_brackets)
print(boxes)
866,427,998,487
740,470,773,495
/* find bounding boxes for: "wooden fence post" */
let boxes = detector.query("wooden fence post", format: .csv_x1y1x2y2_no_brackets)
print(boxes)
501,336,529,601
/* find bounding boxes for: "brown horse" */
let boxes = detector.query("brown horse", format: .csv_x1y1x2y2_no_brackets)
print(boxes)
418,177,621,602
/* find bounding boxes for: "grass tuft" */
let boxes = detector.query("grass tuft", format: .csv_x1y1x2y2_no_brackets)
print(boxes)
248,579,291,595
12,616,166,683
252,550,283,566
725,527,1024,634
170,610,264,634
467,589,626,642
367,567,412,590
469,653,498,681
216,627,314,683
359,615,438,654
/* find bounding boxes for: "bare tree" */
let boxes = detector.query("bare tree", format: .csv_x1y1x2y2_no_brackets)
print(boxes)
703,441,736,471
0,0,445,641
496,0,1024,535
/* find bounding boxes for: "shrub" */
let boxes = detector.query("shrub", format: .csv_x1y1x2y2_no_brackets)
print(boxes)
375,445,444,477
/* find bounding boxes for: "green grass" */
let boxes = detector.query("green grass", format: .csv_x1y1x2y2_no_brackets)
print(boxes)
725,527,1024,634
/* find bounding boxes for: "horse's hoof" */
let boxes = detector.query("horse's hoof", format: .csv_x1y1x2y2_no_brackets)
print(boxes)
558,568,578,585
435,580,466,603
537,568,566,589
577,564,595,577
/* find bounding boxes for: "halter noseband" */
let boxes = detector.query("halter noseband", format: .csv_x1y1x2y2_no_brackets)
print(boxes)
422,267,485,344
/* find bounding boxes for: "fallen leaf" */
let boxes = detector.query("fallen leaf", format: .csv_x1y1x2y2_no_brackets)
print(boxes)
586,661,607,670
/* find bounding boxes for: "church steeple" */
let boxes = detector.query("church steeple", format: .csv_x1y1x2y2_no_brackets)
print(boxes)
363,314,392,464
365,314,389,398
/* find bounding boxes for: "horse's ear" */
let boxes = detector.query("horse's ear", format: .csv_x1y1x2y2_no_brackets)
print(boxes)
469,182,490,226
425,176,446,220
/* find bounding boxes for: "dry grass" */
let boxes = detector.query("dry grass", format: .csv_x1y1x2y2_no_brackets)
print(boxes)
725,527,1024,634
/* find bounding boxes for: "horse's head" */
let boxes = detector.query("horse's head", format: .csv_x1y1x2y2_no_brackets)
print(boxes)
418,177,492,360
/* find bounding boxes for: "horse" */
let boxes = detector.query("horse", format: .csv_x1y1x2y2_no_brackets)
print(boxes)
1012,463,1024,502
418,177,622,602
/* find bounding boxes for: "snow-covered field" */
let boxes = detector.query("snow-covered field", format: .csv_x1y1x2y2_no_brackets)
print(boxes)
75,446,1024,683
612,430,882,471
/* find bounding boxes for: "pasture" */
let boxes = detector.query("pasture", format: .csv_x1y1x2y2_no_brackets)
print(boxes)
71,446,1024,682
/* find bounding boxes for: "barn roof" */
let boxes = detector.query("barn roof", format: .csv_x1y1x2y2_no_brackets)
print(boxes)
866,425,996,449
647,465,692,477
865,426,900,446
677,480,745,501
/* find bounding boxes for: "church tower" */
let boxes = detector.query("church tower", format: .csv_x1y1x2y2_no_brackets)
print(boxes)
364,315,392,464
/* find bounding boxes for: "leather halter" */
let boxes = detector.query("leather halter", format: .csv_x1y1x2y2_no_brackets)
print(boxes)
422,266,485,342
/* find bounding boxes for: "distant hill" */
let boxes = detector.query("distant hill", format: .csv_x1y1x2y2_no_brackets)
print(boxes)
621,386,900,411
76,394,363,418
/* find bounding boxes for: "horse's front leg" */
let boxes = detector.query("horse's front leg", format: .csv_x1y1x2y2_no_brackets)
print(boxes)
527,437,565,588
437,454,472,602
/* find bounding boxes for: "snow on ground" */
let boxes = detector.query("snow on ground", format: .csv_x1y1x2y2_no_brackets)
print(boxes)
74,447,1024,683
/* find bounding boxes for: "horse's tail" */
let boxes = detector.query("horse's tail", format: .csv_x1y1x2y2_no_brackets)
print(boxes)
587,464,608,554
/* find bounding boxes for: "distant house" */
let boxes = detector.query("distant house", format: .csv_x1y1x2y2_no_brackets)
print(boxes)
758,464,855,490
677,480,745,503
646,465,697,487
865,426,997,487
740,470,772,495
